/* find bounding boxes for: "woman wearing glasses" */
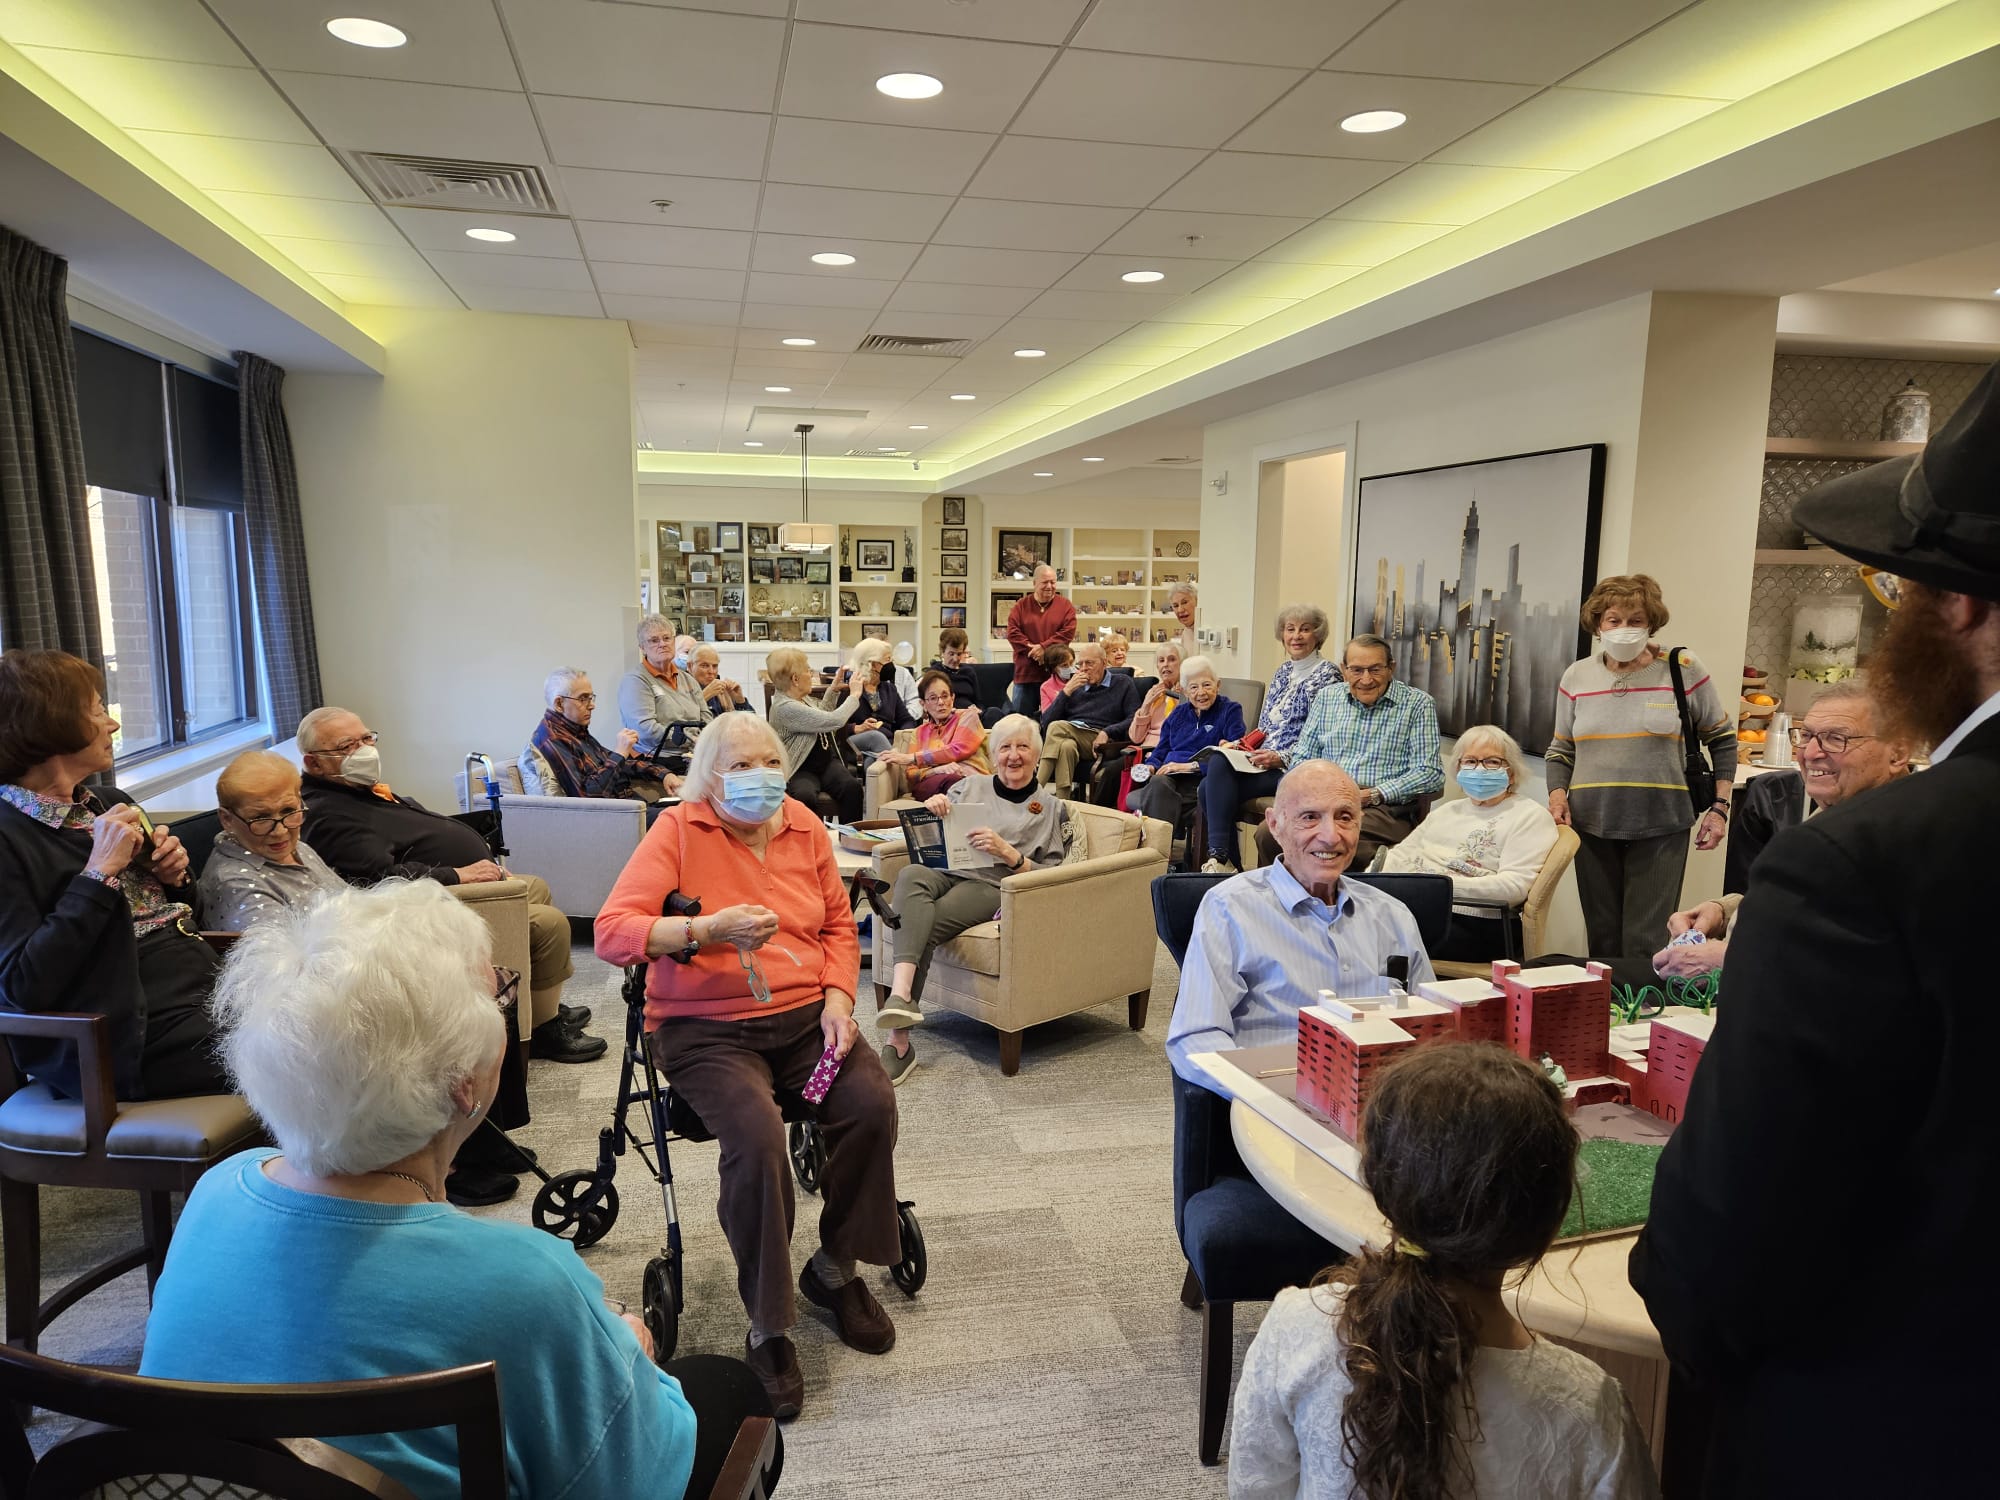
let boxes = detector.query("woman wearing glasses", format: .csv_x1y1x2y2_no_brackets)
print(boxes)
597,711,902,1423
1381,725,1558,961
200,750,351,930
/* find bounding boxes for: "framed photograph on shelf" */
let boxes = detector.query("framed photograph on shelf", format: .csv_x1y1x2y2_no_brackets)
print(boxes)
857,537,895,572
747,524,773,550
657,557,681,585
992,593,1023,629
942,495,965,527
891,590,917,617
940,552,967,577
655,520,681,560
750,620,770,641
749,557,776,584
688,586,719,613
720,588,744,613
840,590,861,615
688,557,712,584
722,557,744,585
716,522,742,552
940,581,967,604
940,527,968,552
940,605,967,629
718,617,745,642
861,622,889,641
777,619,803,642
693,525,712,553
778,556,805,581
806,620,830,643
997,530,1053,577
806,559,831,584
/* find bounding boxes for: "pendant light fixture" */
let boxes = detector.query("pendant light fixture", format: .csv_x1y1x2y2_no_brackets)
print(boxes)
777,422,835,552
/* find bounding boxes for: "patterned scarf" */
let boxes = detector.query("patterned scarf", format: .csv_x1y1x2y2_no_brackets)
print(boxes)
531,709,622,798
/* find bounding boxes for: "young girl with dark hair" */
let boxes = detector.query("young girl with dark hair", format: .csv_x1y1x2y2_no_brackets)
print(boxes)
1229,1044,1658,1500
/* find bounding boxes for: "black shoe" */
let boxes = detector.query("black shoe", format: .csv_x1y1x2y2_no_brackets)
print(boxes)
444,1165,518,1207
559,1002,592,1029
530,1018,608,1063
854,872,900,929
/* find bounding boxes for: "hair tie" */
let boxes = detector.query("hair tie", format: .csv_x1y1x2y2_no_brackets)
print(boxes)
1394,1236,1428,1259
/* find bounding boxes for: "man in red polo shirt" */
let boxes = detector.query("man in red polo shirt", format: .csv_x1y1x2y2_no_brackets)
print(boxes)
1004,564,1077,718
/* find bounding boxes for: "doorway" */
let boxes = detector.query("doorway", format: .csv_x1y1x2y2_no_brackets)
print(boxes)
1250,447,1347,678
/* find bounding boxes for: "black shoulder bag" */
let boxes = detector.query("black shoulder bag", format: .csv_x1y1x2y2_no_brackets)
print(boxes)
1665,647,1716,818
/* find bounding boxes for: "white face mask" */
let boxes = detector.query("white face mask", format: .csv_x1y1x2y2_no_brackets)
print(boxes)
338,744,382,787
1600,627,1649,663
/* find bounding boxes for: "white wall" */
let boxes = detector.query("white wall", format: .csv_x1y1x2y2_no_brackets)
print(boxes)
1251,448,1347,678
286,307,635,807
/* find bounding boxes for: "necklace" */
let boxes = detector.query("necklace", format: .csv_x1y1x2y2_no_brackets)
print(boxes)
372,1169,437,1202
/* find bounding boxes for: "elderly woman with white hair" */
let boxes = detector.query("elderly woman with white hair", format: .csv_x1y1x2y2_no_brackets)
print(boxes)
619,613,709,763
856,714,1070,1087
1382,724,1560,961
1128,655,1243,832
139,879,780,1499
597,712,901,1422
842,638,918,765
765,645,870,823
533,666,682,802
1165,581,1198,659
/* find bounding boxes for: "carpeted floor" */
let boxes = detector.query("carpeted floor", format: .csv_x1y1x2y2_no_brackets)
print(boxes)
24,939,1268,1496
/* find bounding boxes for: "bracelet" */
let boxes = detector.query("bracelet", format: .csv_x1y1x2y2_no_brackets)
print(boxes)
1707,802,1729,820
670,916,700,964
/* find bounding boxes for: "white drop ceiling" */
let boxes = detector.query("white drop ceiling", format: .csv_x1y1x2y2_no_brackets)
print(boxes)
0,0,1989,473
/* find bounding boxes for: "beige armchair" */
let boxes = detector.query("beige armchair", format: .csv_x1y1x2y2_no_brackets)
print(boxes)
868,799,1171,1074
863,726,991,820
458,757,648,921
451,877,535,1040
1431,825,1582,979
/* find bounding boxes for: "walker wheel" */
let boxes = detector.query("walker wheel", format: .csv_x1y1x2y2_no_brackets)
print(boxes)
531,1171,620,1248
891,1200,926,1297
643,1252,680,1364
788,1120,827,1195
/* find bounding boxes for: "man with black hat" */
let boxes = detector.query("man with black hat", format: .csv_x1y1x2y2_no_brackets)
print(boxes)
1632,362,2000,1494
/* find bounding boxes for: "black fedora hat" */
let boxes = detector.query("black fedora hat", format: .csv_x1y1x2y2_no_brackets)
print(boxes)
1794,358,2000,602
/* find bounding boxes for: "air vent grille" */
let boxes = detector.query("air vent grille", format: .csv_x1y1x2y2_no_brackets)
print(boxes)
342,151,561,214
856,333,973,358
844,448,910,457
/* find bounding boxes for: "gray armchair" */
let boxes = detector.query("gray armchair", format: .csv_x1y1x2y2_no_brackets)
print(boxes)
458,754,648,921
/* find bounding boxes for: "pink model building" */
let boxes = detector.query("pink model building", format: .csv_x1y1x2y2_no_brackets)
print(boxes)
1493,960,1613,1080
1416,976,1506,1044
1296,991,1456,1139
1626,1012,1713,1123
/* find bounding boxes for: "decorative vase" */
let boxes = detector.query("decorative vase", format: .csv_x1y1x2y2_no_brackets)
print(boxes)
1880,379,1931,443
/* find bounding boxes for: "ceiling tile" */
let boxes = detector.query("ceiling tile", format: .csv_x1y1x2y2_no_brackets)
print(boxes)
386,208,583,257
860,308,1008,340
5,0,247,65
537,96,770,178
263,237,435,281
767,118,994,195
745,272,899,309
271,73,547,162
749,233,923,278
455,285,608,317
626,315,747,344
933,199,1135,253
594,263,748,301
603,295,742,326
424,251,596,291
19,51,314,143
739,304,881,338
990,315,1136,350
1011,51,1304,148
125,133,368,200
779,23,1055,133
1073,0,1392,67
1431,88,1726,172
499,0,783,110
795,0,1090,44
756,183,954,240
908,245,1083,289
736,347,847,371
1020,288,1190,321
967,137,1206,208
1228,72,1535,161
313,272,462,310
1255,217,1453,264
206,192,403,245
576,222,753,269
1327,0,1687,86
1327,162,1570,226
1155,152,1396,216
205,0,523,88
1097,209,1310,260
882,282,1039,318
555,168,760,230
1052,254,1238,293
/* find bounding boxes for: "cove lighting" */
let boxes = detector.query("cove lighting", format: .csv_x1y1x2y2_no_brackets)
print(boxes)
810,252,857,266
464,227,516,243
1120,270,1165,283
781,337,817,346
1340,109,1407,133
876,72,944,100
949,393,976,401
764,386,792,393
327,17,407,47
1013,348,1046,358
1082,456,1104,462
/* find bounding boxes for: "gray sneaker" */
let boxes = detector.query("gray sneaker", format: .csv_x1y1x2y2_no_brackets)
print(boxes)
875,994,923,1029
880,1040,918,1087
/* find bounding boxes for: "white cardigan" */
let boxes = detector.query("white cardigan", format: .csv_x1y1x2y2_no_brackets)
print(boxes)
1381,791,1558,909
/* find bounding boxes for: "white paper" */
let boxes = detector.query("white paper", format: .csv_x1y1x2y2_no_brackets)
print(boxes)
1195,744,1261,773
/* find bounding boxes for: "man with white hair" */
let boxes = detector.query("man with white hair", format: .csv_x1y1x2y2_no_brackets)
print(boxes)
1004,563,1077,717
1036,639,1140,799
531,667,681,802
297,705,605,1066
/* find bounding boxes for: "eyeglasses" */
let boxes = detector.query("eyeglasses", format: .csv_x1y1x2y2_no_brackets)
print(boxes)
1789,726,1874,754
1858,567,1905,611
1344,663,1391,678
492,965,520,1012
235,805,305,836
1457,757,1509,772
561,693,597,706
326,732,380,754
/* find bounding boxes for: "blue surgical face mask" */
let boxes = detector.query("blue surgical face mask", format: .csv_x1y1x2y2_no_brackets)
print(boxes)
716,767,787,824
673,651,692,670
1456,766,1510,801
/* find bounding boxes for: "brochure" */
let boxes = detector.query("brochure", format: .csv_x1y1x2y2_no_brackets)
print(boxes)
1192,744,1262,773
894,805,989,871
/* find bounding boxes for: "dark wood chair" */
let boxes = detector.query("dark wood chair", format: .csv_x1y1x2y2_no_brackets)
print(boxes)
0,999,263,1354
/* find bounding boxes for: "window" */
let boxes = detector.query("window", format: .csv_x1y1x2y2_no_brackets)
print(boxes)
73,331,257,761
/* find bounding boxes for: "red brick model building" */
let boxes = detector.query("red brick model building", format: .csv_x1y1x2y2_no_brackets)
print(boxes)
1494,960,1614,1079
1296,991,1458,1140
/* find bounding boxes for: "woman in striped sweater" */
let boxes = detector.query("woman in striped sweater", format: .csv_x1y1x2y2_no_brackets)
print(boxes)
1545,575,1737,959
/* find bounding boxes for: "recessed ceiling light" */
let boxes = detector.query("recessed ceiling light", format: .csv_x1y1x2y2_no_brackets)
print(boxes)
877,446,898,452
950,393,976,401
876,72,943,100
764,385,792,393
743,441,764,447
1013,348,1046,358
810,252,856,266
326,17,406,48
781,337,816,346
1032,471,1054,478
464,227,516,243
909,424,929,430
1341,109,1407,134
1120,270,1165,283
1082,456,1104,462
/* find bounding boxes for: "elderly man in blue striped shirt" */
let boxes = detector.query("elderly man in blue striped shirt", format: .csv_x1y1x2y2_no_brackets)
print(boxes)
1168,761,1435,1085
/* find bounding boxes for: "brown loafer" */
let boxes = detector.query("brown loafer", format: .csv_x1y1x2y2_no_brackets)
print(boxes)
798,1262,896,1354
743,1333,803,1421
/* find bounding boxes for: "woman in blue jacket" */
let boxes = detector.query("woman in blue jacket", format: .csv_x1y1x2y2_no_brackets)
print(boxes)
1130,655,1243,834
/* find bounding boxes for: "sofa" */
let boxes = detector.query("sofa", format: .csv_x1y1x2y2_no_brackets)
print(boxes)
457,751,648,920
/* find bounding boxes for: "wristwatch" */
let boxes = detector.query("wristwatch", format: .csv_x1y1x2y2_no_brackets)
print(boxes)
1364,788,1384,809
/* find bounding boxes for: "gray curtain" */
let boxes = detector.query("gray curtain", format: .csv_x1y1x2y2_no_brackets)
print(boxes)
235,350,320,739
0,226,103,667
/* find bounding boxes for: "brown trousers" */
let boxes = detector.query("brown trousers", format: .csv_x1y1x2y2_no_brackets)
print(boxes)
517,873,574,1027
651,1001,901,1336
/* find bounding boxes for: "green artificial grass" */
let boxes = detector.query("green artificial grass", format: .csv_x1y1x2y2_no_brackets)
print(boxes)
1557,1137,1663,1240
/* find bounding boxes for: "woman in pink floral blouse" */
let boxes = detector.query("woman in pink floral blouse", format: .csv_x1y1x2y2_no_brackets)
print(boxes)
875,671,989,799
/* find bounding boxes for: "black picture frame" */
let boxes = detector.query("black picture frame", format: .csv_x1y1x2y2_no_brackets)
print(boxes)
940,581,966,603
940,605,966,628
840,590,861,615
716,522,742,552
722,558,744,585
720,588,744,613
750,558,776,584
891,590,917,616
997,530,1053,577
750,620,770,641
941,495,965,527
806,560,831,584
939,527,968,552
778,556,805,581
992,592,1023,630
747,524,773,550
939,552,967,577
857,537,896,572
861,622,889,641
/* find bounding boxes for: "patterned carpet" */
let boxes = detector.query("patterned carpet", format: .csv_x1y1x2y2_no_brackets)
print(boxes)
24,939,1261,1497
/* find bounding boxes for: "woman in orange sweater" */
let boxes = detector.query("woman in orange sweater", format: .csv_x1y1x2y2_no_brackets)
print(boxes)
595,713,901,1424
874,670,989,799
